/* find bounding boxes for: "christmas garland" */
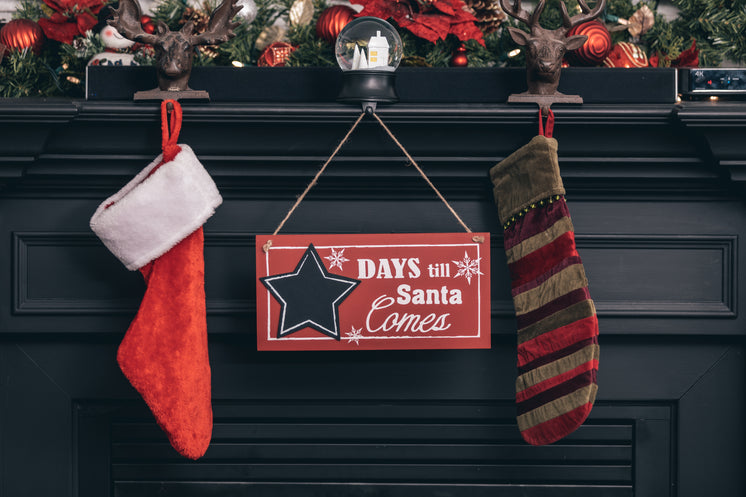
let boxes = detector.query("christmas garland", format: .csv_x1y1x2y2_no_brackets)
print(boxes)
0,0,744,97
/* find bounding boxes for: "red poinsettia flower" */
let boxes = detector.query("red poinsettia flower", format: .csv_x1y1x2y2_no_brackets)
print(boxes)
38,0,105,44
352,0,485,46
672,40,699,67
649,40,699,68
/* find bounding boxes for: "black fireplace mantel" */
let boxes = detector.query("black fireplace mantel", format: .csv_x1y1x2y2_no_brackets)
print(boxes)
0,99,745,203
0,98,744,497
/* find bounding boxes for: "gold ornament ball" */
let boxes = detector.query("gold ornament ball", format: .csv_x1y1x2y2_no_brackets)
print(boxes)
316,5,356,44
0,19,45,55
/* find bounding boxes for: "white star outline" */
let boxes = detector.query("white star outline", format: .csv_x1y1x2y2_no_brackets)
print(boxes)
262,246,359,340
345,325,363,345
324,247,350,271
452,251,483,285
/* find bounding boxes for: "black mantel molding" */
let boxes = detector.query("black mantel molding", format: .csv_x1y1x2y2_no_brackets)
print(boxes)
84,66,678,104
1,99,745,197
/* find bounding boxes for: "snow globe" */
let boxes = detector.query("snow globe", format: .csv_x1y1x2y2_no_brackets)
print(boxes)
335,17,403,109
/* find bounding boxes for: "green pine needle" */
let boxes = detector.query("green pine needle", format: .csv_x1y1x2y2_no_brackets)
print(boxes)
3,0,746,97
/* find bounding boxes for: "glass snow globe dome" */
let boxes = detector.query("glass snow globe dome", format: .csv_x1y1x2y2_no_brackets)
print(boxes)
335,17,403,72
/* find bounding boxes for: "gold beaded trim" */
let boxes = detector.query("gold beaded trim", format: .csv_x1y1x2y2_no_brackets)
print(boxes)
503,194,563,230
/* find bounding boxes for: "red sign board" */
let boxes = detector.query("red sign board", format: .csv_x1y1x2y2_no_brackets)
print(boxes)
256,233,490,351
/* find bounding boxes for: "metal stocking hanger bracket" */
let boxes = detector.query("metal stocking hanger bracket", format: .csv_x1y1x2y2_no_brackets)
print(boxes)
109,0,242,102
499,0,606,116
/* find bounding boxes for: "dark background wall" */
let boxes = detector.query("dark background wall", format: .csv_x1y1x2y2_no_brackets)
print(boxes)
0,98,744,496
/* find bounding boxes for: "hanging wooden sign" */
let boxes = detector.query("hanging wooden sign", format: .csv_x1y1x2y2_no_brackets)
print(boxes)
256,232,491,351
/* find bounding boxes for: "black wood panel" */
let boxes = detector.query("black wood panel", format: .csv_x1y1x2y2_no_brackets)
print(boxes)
113,482,634,497
3,198,743,335
1,100,745,497
85,66,676,104
98,402,641,490
0,338,738,496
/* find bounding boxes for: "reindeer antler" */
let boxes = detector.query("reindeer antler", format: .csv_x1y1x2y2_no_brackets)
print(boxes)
500,0,605,33
189,0,242,46
108,0,158,45
499,0,546,29
499,0,530,26
560,0,607,31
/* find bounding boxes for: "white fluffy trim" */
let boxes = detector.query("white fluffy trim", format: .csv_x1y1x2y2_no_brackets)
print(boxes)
90,144,222,271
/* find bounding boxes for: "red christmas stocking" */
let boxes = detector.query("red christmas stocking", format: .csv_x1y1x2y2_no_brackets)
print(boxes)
490,120,599,445
90,101,222,459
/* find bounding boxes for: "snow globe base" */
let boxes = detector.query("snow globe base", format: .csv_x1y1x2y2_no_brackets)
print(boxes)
337,70,398,106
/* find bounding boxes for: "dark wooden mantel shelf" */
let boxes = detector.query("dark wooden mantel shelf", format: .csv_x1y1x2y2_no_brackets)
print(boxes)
0,98,744,497
2,99,746,196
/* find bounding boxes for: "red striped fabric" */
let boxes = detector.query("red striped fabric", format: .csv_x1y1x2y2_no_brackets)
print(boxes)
511,255,583,297
520,402,596,446
503,199,571,250
505,196,598,446
516,359,599,403
517,335,597,374
508,231,579,288
517,315,598,367
516,287,591,329
516,369,597,415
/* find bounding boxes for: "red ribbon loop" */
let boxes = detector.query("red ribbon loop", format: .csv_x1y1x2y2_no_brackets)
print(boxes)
538,109,555,138
161,99,183,162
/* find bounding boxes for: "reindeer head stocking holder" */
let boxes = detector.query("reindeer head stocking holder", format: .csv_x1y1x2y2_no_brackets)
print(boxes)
110,0,242,100
499,0,606,113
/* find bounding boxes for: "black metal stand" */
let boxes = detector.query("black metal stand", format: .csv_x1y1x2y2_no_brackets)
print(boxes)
337,70,398,112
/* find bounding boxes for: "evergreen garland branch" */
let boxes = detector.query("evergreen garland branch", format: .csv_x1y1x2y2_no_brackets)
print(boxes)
13,0,45,21
152,0,191,29
2,0,746,98
286,0,335,67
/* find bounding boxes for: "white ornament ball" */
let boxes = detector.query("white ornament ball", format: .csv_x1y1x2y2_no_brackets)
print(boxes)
236,0,258,23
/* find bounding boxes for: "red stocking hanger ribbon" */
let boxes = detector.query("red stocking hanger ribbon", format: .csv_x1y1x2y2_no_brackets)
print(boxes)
161,99,183,162
538,108,555,138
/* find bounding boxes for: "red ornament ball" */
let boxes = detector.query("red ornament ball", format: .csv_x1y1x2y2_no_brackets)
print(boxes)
316,5,356,44
450,44,468,67
602,42,649,68
0,19,45,55
258,42,296,67
140,15,156,35
565,20,611,66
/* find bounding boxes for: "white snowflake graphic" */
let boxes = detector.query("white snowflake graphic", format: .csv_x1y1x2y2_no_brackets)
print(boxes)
345,326,363,345
324,247,350,271
452,251,483,285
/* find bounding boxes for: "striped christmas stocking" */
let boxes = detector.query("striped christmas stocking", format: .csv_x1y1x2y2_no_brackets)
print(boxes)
490,133,599,446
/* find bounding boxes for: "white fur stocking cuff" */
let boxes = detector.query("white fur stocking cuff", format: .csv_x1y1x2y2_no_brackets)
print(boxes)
90,145,222,271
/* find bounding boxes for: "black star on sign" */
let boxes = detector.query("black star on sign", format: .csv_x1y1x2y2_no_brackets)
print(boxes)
260,244,360,340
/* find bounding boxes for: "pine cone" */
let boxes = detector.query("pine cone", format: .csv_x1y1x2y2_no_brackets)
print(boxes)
198,46,220,59
466,0,507,34
180,4,218,59
180,7,211,34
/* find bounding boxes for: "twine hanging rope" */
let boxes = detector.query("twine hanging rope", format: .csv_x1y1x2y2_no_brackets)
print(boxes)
369,112,475,236
261,111,365,253
262,110,482,253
